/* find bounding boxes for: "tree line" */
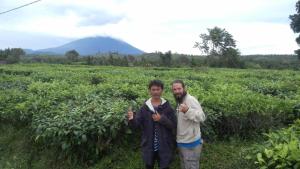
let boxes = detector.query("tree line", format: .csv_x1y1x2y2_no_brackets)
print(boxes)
0,48,25,64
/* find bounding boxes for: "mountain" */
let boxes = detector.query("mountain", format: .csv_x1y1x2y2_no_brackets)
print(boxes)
34,36,144,55
23,49,35,54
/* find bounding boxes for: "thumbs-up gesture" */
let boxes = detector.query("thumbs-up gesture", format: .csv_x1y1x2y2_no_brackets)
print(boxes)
152,112,161,122
179,103,189,113
127,106,134,120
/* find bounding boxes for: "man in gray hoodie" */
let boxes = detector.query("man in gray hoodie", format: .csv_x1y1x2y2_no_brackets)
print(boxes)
171,80,206,169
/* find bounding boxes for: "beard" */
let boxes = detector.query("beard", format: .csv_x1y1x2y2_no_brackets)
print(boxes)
173,91,187,104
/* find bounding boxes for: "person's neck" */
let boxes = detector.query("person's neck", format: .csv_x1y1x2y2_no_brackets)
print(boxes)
151,98,161,106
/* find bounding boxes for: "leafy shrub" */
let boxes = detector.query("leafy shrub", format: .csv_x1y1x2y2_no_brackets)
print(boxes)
33,94,129,161
245,120,300,169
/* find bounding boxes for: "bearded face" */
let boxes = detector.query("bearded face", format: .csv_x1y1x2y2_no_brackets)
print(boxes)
172,83,187,103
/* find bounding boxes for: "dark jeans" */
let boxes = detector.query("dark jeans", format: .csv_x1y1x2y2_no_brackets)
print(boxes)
145,151,169,169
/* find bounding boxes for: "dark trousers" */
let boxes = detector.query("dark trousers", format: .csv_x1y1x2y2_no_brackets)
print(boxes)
145,151,169,169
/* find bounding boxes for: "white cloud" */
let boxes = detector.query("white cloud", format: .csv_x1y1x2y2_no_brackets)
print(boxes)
0,0,298,54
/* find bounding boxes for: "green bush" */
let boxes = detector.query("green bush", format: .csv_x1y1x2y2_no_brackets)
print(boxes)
33,94,129,162
0,64,299,163
246,119,300,169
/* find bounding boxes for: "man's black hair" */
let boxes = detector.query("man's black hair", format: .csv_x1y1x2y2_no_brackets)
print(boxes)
148,79,164,90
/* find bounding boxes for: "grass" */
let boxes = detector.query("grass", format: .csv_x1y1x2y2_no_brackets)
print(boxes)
0,124,256,169
91,138,255,169
0,124,32,169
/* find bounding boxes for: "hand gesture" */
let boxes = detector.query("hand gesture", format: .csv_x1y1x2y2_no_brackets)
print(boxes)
152,112,161,122
179,103,189,113
127,106,134,120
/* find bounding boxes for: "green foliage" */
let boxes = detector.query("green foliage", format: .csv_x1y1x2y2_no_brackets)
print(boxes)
222,47,244,68
0,64,299,163
194,27,236,55
0,124,256,169
33,94,129,161
159,51,172,67
295,49,300,60
194,27,243,68
289,0,300,59
0,48,25,64
22,52,300,70
65,50,79,61
246,120,300,169
90,75,105,85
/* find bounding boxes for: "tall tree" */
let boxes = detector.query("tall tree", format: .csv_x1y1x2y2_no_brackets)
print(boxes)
65,50,79,62
159,51,172,67
194,27,236,55
289,0,300,60
194,27,242,68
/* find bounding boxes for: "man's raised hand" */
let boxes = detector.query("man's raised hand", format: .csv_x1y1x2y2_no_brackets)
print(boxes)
127,106,134,120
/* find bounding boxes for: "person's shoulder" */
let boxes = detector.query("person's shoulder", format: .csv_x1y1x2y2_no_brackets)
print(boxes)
186,93,195,100
160,99,174,109
159,99,169,107
138,101,148,111
141,102,148,110
160,100,175,113
186,94,200,103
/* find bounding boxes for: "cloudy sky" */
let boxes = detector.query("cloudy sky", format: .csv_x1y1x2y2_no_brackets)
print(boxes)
0,0,298,55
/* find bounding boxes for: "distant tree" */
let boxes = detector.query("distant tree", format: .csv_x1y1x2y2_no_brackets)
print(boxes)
289,0,300,60
222,47,244,68
190,57,197,67
0,49,7,61
65,50,79,61
86,55,94,65
127,55,136,63
122,56,129,66
0,48,25,64
11,48,25,56
178,55,190,66
159,50,172,67
194,27,236,55
108,52,114,65
139,55,152,67
194,27,242,68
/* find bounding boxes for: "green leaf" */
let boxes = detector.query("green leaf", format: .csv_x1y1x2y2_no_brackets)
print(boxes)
82,134,87,143
257,153,265,164
264,148,273,159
